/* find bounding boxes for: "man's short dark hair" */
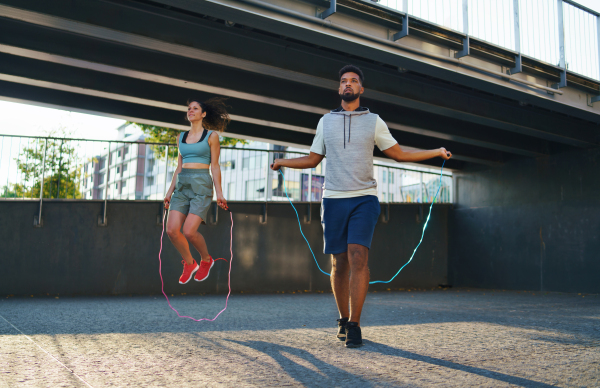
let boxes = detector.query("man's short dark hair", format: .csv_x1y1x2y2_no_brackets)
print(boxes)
339,65,364,84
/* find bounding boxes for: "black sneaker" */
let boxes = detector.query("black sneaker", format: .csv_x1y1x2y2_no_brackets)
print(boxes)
336,317,349,341
345,322,363,348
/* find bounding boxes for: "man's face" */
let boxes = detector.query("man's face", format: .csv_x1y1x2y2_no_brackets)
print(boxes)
338,72,364,102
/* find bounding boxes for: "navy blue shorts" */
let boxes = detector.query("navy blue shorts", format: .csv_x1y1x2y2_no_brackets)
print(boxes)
320,195,381,254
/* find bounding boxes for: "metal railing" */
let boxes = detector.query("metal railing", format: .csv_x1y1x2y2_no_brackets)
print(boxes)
374,0,600,81
0,134,452,207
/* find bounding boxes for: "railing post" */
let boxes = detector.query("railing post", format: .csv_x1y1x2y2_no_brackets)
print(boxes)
98,142,110,226
319,0,336,19
555,0,567,89
34,138,47,227
387,168,391,204
510,0,522,74
163,145,169,197
591,16,600,103
462,0,469,35
305,166,313,223
260,150,269,224
455,0,470,58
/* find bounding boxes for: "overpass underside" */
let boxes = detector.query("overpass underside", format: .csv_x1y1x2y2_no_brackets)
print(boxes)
0,0,599,170
1,0,600,293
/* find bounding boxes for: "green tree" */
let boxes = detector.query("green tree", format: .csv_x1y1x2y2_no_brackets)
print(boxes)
6,130,84,199
127,122,248,162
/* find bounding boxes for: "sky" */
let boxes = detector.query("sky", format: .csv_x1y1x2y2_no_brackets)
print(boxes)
0,99,127,141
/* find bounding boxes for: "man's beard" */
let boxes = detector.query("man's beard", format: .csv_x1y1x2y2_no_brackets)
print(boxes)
340,90,360,102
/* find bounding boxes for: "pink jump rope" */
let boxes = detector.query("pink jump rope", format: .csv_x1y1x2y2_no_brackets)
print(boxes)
158,208,233,321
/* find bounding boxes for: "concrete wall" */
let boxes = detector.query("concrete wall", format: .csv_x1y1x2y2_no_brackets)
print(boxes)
450,148,600,293
0,201,449,296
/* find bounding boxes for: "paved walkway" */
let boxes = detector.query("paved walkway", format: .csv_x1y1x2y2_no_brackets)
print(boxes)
1,289,598,387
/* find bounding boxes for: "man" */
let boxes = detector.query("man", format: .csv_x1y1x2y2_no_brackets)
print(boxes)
270,65,452,348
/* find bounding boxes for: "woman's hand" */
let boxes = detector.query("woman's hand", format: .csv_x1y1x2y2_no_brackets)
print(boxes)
164,191,173,209
440,148,452,160
216,193,228,210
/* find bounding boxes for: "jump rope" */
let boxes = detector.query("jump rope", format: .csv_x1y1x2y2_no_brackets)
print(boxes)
158,209,233,321
278,160,447,285
158,160,445,320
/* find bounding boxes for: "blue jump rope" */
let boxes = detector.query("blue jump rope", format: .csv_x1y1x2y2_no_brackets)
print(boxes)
279,160,446,284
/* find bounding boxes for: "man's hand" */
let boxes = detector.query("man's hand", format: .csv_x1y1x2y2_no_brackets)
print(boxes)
440,148,452,160
270,159,281,171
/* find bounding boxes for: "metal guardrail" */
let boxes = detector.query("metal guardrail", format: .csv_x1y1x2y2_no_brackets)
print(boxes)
374,0,599,82
0,134,452,225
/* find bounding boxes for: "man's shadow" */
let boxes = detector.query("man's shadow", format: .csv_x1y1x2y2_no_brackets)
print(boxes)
363,340,557,388
228,338,557,388
227,339,375,387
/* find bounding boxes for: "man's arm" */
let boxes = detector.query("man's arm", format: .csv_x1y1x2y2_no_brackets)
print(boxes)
271,152,324,171
382,144,452,162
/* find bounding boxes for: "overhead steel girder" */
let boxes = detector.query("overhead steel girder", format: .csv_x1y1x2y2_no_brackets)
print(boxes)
0,71,501,167
0,80,470,169
0,45,550,158
0,2,595,149
136,0,599,122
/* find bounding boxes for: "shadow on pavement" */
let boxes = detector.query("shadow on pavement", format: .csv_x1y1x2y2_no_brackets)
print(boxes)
361,340,556,388
227,339,375,387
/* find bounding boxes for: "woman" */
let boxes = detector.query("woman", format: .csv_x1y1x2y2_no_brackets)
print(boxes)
164,97,230,284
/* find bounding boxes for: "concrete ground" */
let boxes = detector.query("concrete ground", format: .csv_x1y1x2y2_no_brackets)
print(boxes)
0,289,598,388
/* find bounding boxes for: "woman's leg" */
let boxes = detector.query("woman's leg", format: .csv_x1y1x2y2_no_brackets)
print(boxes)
182,214,210,262
166,210,195,265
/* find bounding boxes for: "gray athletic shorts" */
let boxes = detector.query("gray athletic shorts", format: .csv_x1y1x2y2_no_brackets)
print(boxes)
169,168,213,224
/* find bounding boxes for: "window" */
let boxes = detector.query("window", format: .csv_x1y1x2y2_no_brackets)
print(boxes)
383,173,386,183
124,147,129,156
228,182,236,199
123,164,128,172
242,154,266,170
118,150,122,158
245,179,264,200
116,166,120,174
98,174,105,184
220,160,235,169
389,172,394,184
147,176,154,186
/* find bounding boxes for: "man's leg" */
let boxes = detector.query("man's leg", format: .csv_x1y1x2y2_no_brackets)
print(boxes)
347,243,369,326
331,252,350,319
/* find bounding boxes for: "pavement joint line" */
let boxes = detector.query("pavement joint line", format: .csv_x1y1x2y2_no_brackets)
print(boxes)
0,313,95,388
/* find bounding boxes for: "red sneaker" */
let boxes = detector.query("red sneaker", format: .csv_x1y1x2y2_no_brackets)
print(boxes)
194,256,214,282
179,259,199,284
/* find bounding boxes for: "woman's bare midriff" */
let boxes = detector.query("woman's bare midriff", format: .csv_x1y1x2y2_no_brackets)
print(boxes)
182,163,210,169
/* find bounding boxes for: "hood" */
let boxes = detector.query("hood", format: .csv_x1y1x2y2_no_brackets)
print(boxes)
329,106,371,148
330,106,370,116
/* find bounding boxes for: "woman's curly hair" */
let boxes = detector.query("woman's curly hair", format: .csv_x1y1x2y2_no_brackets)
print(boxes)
187,97,231,132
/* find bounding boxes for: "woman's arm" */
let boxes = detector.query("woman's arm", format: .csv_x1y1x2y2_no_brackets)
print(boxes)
208,132,228,210
270,152,324,170
164,136,182,209
382,145,452,163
